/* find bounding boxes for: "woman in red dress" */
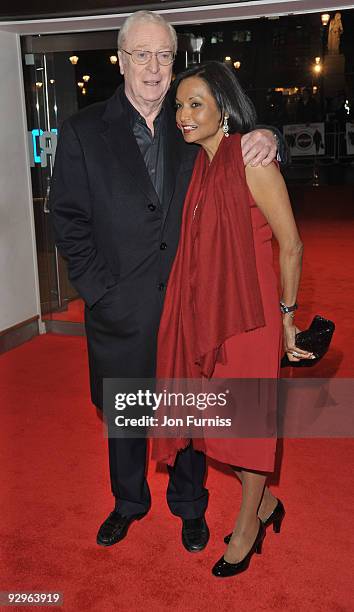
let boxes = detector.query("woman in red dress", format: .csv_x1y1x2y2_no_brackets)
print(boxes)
153,62,314,577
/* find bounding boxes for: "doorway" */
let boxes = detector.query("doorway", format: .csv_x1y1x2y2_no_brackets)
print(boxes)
21,32,123,331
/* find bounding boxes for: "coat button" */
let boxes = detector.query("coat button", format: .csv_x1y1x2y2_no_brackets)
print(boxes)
160,242,167,250
158,282,165,291
148,203,156,211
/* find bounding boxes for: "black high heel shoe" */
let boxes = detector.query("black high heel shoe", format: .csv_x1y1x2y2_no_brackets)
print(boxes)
263,498,285,532
224,498,285,544
212,520,265,578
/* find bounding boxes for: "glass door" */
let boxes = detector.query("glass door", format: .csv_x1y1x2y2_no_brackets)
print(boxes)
22,48,82,327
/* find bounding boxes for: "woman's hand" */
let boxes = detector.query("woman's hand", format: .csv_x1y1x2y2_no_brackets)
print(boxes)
283,319,315,362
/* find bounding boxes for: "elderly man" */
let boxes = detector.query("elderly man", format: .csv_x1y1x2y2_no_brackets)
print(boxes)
50,11,284,552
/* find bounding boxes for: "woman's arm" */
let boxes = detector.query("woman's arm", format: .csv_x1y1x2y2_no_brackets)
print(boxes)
245,163,313,362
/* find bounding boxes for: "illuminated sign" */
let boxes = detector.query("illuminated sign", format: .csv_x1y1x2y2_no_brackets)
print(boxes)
283,123,325,156
28,128,58,167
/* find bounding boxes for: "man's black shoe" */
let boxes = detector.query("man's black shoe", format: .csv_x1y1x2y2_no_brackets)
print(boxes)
96,510,147,547
181,516,210,553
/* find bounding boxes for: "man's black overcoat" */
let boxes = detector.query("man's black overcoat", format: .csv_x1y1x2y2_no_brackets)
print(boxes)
50,86,198,408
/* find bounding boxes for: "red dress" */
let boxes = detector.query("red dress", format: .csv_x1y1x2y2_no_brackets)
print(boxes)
199,194,283,471
153,134,282,472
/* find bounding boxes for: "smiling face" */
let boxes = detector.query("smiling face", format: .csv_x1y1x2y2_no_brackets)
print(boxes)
118,21,174,112
175,76,225,157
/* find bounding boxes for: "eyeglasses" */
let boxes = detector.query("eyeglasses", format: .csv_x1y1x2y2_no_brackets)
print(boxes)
119,48,175,66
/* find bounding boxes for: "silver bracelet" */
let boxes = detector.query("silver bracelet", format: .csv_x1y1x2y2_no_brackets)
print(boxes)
280,301,298,314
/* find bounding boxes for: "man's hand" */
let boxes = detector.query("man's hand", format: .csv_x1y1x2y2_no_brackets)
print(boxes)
241,129,277,167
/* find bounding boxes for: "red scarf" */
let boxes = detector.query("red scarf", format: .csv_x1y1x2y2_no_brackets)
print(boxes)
157,133,265,381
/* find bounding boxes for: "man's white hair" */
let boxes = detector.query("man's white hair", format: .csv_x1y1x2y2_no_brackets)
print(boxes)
117,10,177,54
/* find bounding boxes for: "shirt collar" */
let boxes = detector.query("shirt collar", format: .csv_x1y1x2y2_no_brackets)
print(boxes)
120,87,165,130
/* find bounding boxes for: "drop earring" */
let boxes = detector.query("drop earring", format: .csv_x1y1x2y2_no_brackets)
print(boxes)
222,114,230,137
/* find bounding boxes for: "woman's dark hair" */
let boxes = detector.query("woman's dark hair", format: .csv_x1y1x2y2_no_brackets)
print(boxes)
171,61,256,134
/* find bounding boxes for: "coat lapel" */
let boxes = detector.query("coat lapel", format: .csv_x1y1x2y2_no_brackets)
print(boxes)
101,88,160,208
161,97,199,226
162,100,183,212
161,98,199,229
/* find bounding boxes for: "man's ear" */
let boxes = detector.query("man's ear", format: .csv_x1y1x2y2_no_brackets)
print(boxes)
118,51,124,76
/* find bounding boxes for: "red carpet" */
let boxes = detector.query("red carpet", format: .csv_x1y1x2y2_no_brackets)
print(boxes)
1,186,354,611
50,298,84,322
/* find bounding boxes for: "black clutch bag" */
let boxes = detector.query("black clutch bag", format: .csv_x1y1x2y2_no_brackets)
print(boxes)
281,315,335,368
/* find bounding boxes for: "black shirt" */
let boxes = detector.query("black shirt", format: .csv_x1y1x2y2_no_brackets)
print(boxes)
120,88,165,204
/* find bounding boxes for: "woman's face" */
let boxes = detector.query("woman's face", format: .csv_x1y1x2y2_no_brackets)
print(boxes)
175,76,224,151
